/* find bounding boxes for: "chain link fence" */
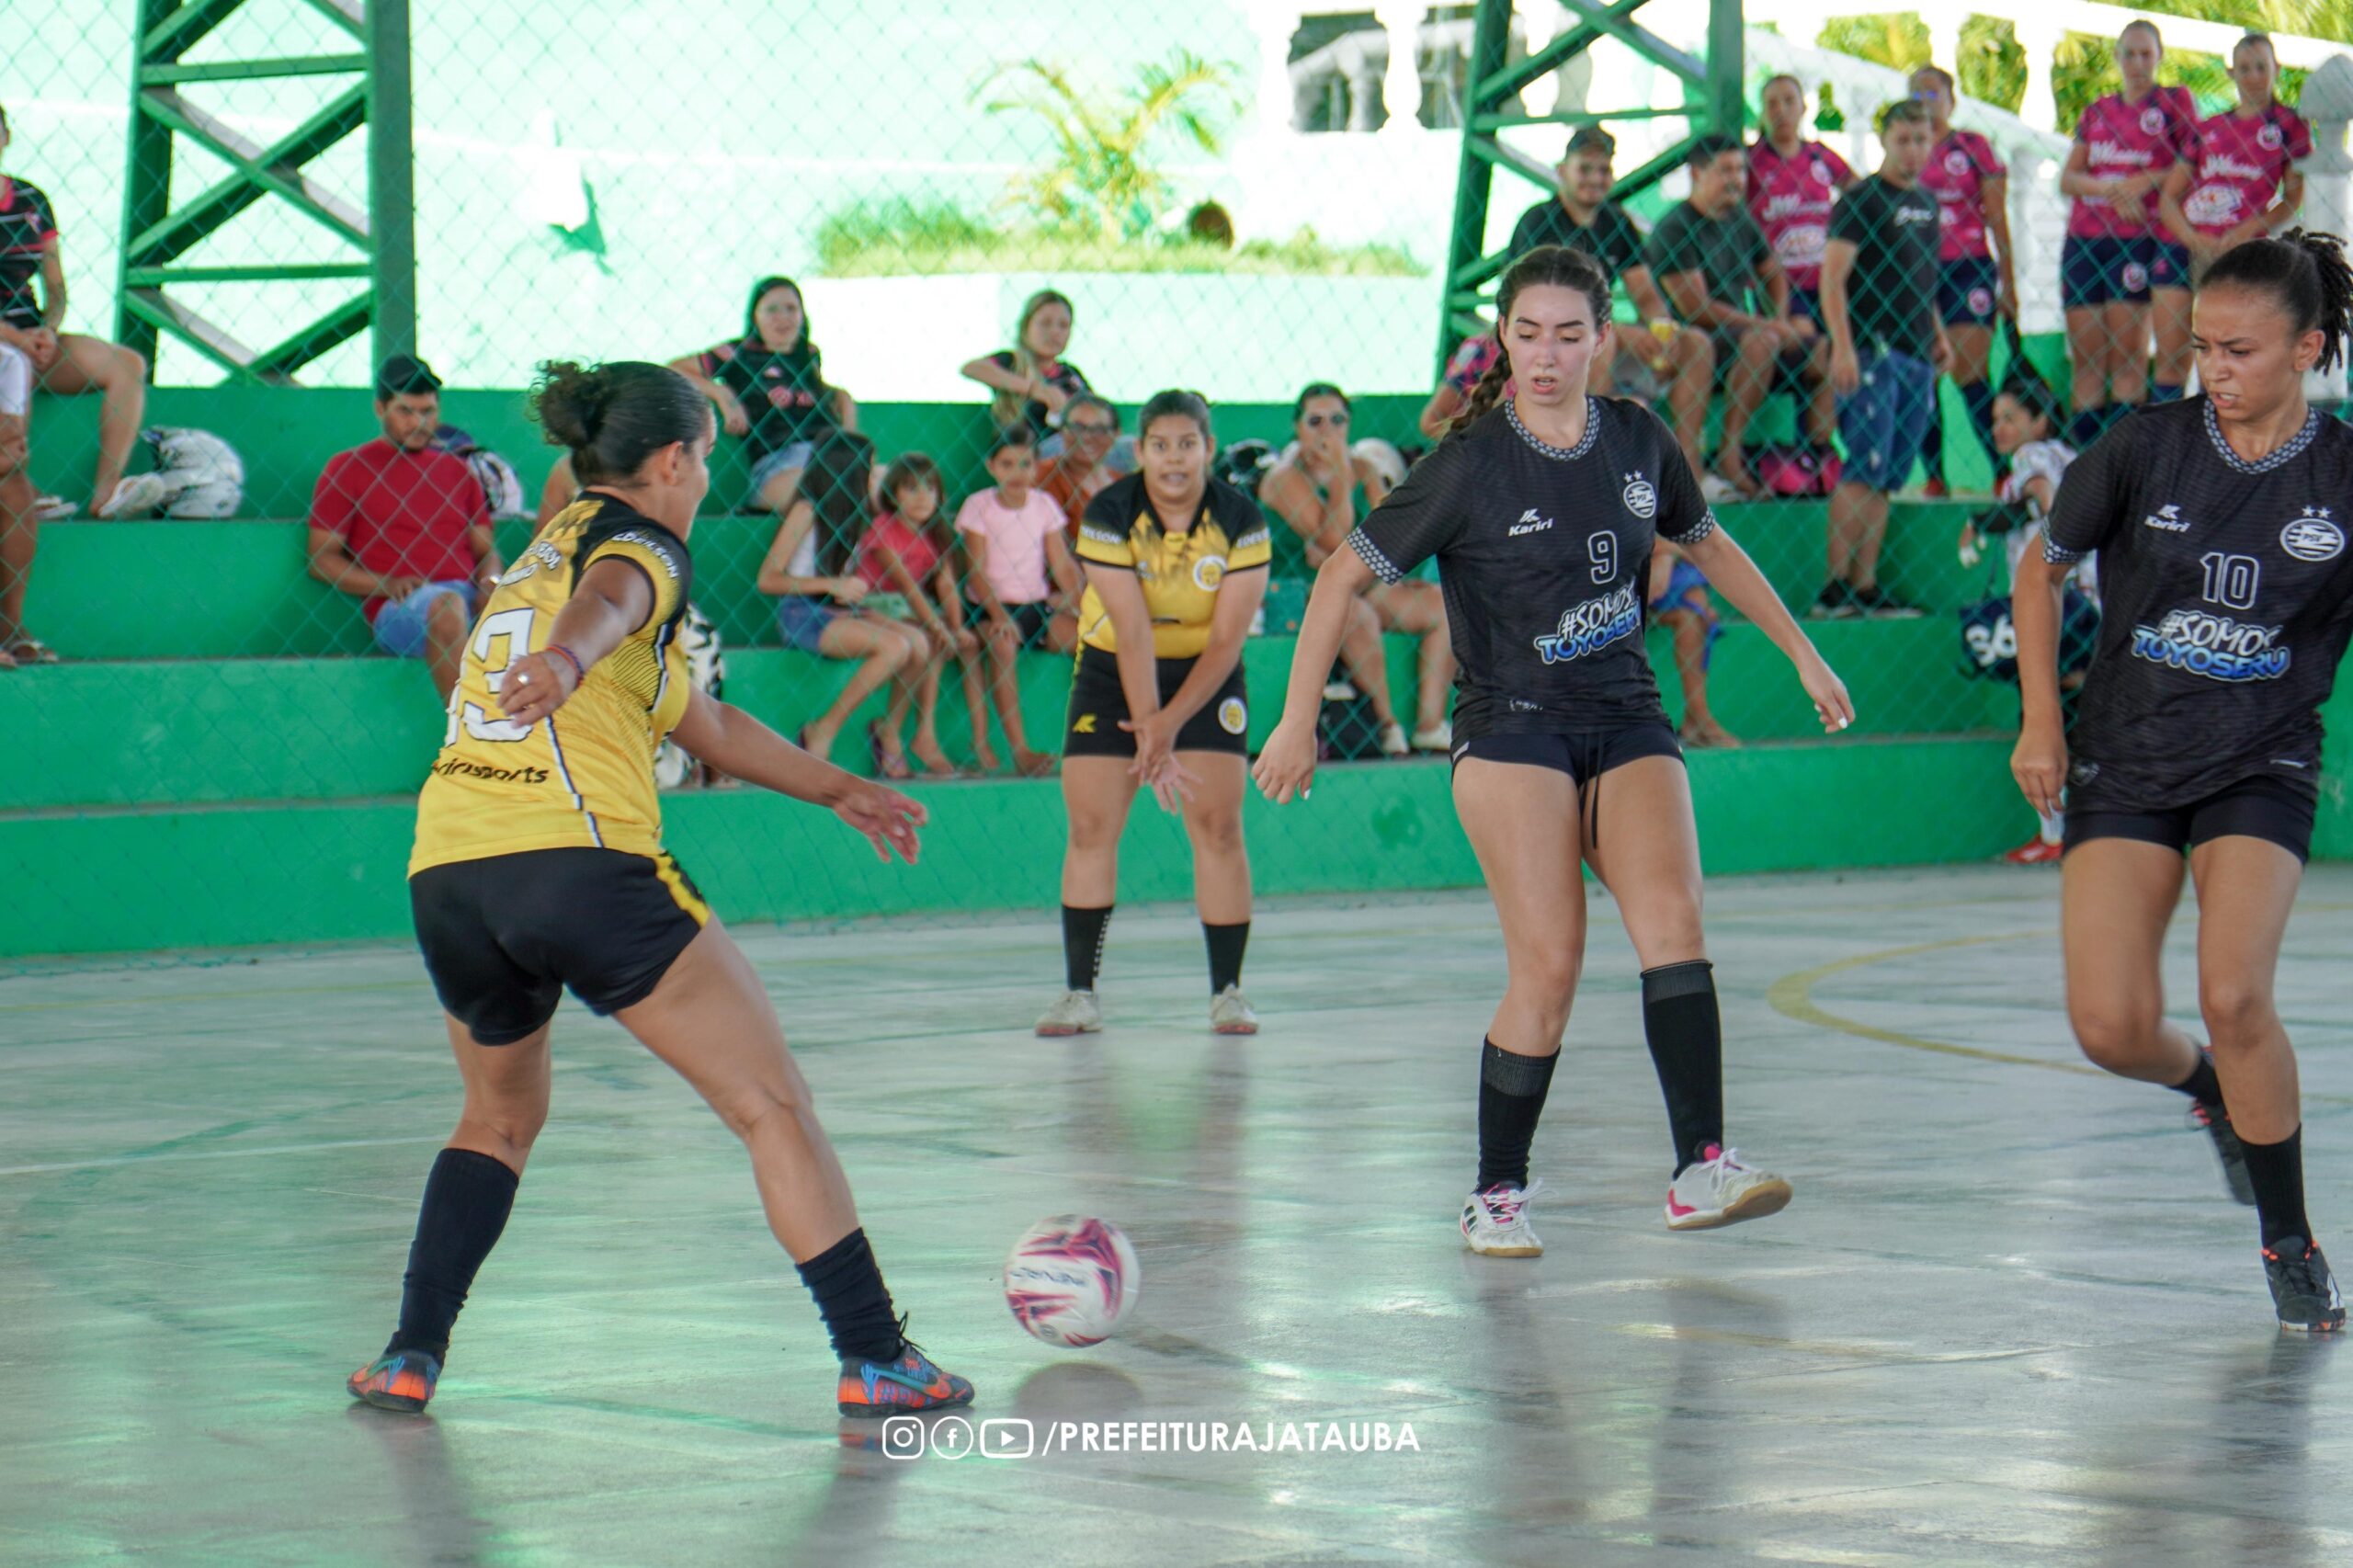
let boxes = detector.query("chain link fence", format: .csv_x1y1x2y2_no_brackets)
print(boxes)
2,3,2347,962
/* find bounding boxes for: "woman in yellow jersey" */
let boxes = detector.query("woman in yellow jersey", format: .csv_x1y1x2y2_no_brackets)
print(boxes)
1036,391,1271,1039
347,360,973,1421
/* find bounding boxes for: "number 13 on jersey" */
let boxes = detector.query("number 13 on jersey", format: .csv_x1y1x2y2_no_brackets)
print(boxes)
444,607,539,744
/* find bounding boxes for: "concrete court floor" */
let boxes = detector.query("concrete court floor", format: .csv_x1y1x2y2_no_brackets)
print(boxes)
1,863,2349,1568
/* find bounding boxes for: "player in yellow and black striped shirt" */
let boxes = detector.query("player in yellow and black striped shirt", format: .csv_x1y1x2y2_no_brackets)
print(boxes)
1038,391,1270,1040
348,360,972,1423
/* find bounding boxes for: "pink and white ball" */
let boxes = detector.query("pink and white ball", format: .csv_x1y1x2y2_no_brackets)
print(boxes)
1003,1216,1141,1347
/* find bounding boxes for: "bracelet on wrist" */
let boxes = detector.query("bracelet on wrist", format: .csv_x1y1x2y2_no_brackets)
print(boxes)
543,643,586,689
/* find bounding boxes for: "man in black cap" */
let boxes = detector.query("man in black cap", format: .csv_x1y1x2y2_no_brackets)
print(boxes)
305,354,499,698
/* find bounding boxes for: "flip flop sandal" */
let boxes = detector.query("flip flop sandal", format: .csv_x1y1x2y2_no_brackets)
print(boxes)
6,638,59,665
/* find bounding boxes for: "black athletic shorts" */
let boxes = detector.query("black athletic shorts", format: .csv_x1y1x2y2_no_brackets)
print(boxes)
1063,644,1250,757
409,847,710,1044
968,598,1055,649
1449,721,1685,782
2063,773,2316,863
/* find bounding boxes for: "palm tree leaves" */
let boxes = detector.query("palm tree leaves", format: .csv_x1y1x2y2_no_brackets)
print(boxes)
976,50,1245,241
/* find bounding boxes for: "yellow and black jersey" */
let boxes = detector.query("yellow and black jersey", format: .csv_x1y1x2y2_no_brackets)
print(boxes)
1074,474,1269,658
410,494,694,876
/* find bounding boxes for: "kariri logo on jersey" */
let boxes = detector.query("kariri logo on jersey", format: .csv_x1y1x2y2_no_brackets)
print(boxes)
1508,507,1554,538
1533,585,1642,665
2143,504,2189,533
2280,506,2346,562
1620,472,1657,520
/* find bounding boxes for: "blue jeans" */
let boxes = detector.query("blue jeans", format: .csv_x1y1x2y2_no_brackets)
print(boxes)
374,580,477,657
1837,351,1935,494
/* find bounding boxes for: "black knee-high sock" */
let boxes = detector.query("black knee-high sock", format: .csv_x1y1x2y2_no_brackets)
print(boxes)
389,1147,519,1362
2243,1128,2313,1250
1921,403,1947,482
1063,903,1111,992
2067,407,2106,449
1476,1039,1557,1191
2169,1049,2224,1109
1203,920,1248,994
2149,381,2186,403
1961,380,1998,466
796,1227,905,1364
1643,960,1725,1176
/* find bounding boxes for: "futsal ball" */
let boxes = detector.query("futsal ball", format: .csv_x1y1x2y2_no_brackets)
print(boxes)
1003,1216,1140,1347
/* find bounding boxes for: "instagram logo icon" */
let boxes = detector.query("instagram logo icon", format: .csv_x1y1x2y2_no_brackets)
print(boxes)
880,1415,926,1460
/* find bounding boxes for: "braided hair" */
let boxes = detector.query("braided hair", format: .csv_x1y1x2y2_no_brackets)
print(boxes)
2200,228,2353,375
1448,245,1613,439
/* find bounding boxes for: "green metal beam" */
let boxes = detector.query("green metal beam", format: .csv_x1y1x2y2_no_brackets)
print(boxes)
1436,0,1744,373
113,0,413,384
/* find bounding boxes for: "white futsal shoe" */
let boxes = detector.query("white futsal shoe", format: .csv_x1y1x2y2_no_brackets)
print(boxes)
1035,989,1104,1037
1209,983,1259,1035
1461,1178,1545,1256
1665,1145,1792,1230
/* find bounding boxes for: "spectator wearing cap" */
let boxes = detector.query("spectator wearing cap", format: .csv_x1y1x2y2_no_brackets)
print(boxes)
306,355,500,698
1036,393,1120,535
1648,133,1835,497
1504,127,1719,491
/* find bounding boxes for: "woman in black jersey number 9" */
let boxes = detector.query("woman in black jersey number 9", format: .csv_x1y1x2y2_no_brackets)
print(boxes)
2013,231,2353,1332
1255,246,1854,1256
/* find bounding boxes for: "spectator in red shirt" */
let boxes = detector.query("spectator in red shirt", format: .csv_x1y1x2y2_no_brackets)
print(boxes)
1036,394,1120,535
306,355,500,698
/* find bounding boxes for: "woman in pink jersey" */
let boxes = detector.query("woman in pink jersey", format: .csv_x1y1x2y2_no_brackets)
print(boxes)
2160,34,2312,384
1912,66,2012,495
2059,20,2196,445
1745,74,1857,332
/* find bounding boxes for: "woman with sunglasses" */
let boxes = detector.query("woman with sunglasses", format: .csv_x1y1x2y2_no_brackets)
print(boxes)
1259,383,1454,753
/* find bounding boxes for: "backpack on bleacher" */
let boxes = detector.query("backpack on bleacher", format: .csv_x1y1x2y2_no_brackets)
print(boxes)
137,426,245,517
654,602,727,789
430,424,530,518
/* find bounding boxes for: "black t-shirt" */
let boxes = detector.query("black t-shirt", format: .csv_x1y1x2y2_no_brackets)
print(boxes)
695,338,837,461
986,349,1092,437
1507,199,1645,283
1348,397,1715,737
1826,175,1939,359
1644,202,1770,318
0,177,59,329
2044,398,2353,809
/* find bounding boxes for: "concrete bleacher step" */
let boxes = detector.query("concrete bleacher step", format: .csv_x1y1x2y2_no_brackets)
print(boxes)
4,620,2006,812
25,501,1989,661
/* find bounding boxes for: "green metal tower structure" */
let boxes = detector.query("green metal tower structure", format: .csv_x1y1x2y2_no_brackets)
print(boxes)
1440,0,1745,372
114,0,415,384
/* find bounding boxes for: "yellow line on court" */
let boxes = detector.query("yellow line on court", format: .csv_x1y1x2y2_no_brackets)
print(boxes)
1766,928,2107,1077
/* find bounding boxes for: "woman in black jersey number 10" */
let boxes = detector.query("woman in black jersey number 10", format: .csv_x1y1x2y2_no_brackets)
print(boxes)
2015,231,2353,1332
1255,246,1855,1255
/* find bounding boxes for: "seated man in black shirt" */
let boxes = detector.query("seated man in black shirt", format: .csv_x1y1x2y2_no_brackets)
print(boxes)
1508,128,1720,495
1646,134,1834,497
1818,100,1950,619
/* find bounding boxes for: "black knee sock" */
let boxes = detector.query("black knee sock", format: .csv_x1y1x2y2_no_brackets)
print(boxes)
1921,404,1946,482
2067,408,2106,449
2150,381,2186,403
1476,1039,1557,1191
796,1227,905,1364
1063,903,1111,992
388,1147,520,1362
2243,1128,2313,1251
2169,1049,2224,1109
1643,960,1725,1176
1203,920,1249,994
1961,380,1997,466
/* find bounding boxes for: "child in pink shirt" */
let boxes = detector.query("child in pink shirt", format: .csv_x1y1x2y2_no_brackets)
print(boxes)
954,426,1079,777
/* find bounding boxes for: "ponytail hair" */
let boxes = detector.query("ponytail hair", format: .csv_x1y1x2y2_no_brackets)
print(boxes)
1448,244,1613,439
530,360,710,485
2199,228,2353,375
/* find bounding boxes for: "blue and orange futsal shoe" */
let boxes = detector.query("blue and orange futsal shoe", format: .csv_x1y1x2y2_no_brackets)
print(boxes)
836,1344,975,1418
347,1349,440,1413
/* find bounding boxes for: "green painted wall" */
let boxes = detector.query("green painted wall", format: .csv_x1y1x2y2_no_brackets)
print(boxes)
0,737,2027,960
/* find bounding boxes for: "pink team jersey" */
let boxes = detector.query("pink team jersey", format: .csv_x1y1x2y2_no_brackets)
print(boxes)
1745,139,1855,290
1920,130,2006,262
2180,104,2312,237
2067,87,2195,240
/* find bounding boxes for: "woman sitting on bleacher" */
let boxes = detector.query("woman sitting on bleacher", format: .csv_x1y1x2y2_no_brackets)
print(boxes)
1259,383,1452,755
671,276,855,523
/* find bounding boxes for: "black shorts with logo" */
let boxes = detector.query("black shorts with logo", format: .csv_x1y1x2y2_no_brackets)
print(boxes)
2063,771,2316,863
1063,645,1250,757
1449,720,1685,782
409,847,710,1044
